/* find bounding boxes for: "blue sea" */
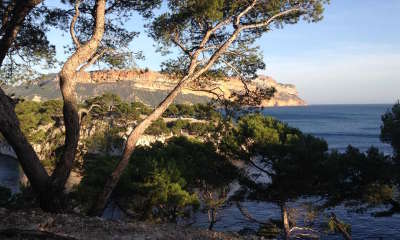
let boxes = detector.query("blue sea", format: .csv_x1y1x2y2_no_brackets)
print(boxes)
191,104,400,239
261,104,393,154
1,104,399,239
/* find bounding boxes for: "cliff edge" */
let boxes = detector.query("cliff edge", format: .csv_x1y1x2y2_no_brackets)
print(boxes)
5,70,306,107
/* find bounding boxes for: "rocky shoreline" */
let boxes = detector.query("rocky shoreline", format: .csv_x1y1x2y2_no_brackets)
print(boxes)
0,208,257,240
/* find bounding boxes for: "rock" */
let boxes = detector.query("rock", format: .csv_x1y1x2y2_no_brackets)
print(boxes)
257,222,281,239
5,70,306,107
0,209,253,240
238,227,257,236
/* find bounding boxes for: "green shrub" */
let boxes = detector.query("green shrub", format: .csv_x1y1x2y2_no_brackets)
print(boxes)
77,136,238,220
85,127,125,155
15,99,63,143
145,118,169,135
167,119,190,135
163,103,221,120
187,122,213,135
84,93,152,119
381,102,400,160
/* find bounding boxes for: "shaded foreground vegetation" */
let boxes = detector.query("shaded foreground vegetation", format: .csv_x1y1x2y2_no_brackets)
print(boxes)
1,95,399,239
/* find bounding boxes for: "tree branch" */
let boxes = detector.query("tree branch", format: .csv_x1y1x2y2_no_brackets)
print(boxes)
197,17,232,51
242,8,302,30
52,0,107,193
172,30,192,57
70,0,81,48
234,0,258,28
79,48,110,72
219,58,251,93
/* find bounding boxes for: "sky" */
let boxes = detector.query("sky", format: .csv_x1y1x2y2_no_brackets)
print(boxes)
47,0,400,105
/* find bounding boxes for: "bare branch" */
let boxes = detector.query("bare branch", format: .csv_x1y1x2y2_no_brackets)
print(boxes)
193,7,303,77
242,8,302,30
172,30,192,57
105,0,120,13
78,48,110,72
247,157,273,175
234,0,258,28
70,0,81,48
188,86,228,104
194,27,241,78
197,17,232,51
219,58,251,93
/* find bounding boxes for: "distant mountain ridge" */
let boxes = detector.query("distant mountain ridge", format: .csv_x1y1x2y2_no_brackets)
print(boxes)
4,70,306,107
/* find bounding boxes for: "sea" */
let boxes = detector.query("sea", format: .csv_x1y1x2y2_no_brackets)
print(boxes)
190,104,400,239
1,104,399,239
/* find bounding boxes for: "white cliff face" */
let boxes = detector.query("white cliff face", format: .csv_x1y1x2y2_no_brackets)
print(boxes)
6,70,306,107
252,76,298,95
135,134,170,146
80,71,307,107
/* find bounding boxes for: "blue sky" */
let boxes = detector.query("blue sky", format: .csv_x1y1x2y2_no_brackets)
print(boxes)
47,0,400,105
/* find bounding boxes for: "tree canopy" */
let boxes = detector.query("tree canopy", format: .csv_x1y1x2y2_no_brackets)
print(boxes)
381,102,400,161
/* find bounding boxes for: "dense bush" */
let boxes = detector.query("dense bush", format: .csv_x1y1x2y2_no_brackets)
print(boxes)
165,120,215,136
167,119,190,135
224,113,398,221
145,118,169,135
15,99,63,143
226,114,328,203
84,127,125,155
163,103,221,120
321,146,394,210
381,102,400,160
83,93,152,120
77,136,238,220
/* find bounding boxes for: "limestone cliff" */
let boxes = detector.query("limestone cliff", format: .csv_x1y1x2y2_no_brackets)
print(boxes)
5,70,306,107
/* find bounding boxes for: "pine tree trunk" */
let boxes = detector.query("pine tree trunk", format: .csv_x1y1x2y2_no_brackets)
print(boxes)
89,78,189,216
281,203,290,240
90,15,246,217
0,0,71,212
48,0,106,201
0,88,49,195
0,0,106,213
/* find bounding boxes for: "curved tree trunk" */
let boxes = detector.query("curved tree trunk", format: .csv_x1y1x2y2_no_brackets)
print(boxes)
0,0,51,204
90,1,297,216
89,77,189,216
46,0,106,208
0,0,106,213
90,15,244,217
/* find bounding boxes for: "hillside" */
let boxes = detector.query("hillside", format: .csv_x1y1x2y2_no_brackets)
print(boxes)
4,70,306,107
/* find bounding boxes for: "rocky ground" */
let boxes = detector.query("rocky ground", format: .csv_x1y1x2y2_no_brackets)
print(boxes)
0,208,258,240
